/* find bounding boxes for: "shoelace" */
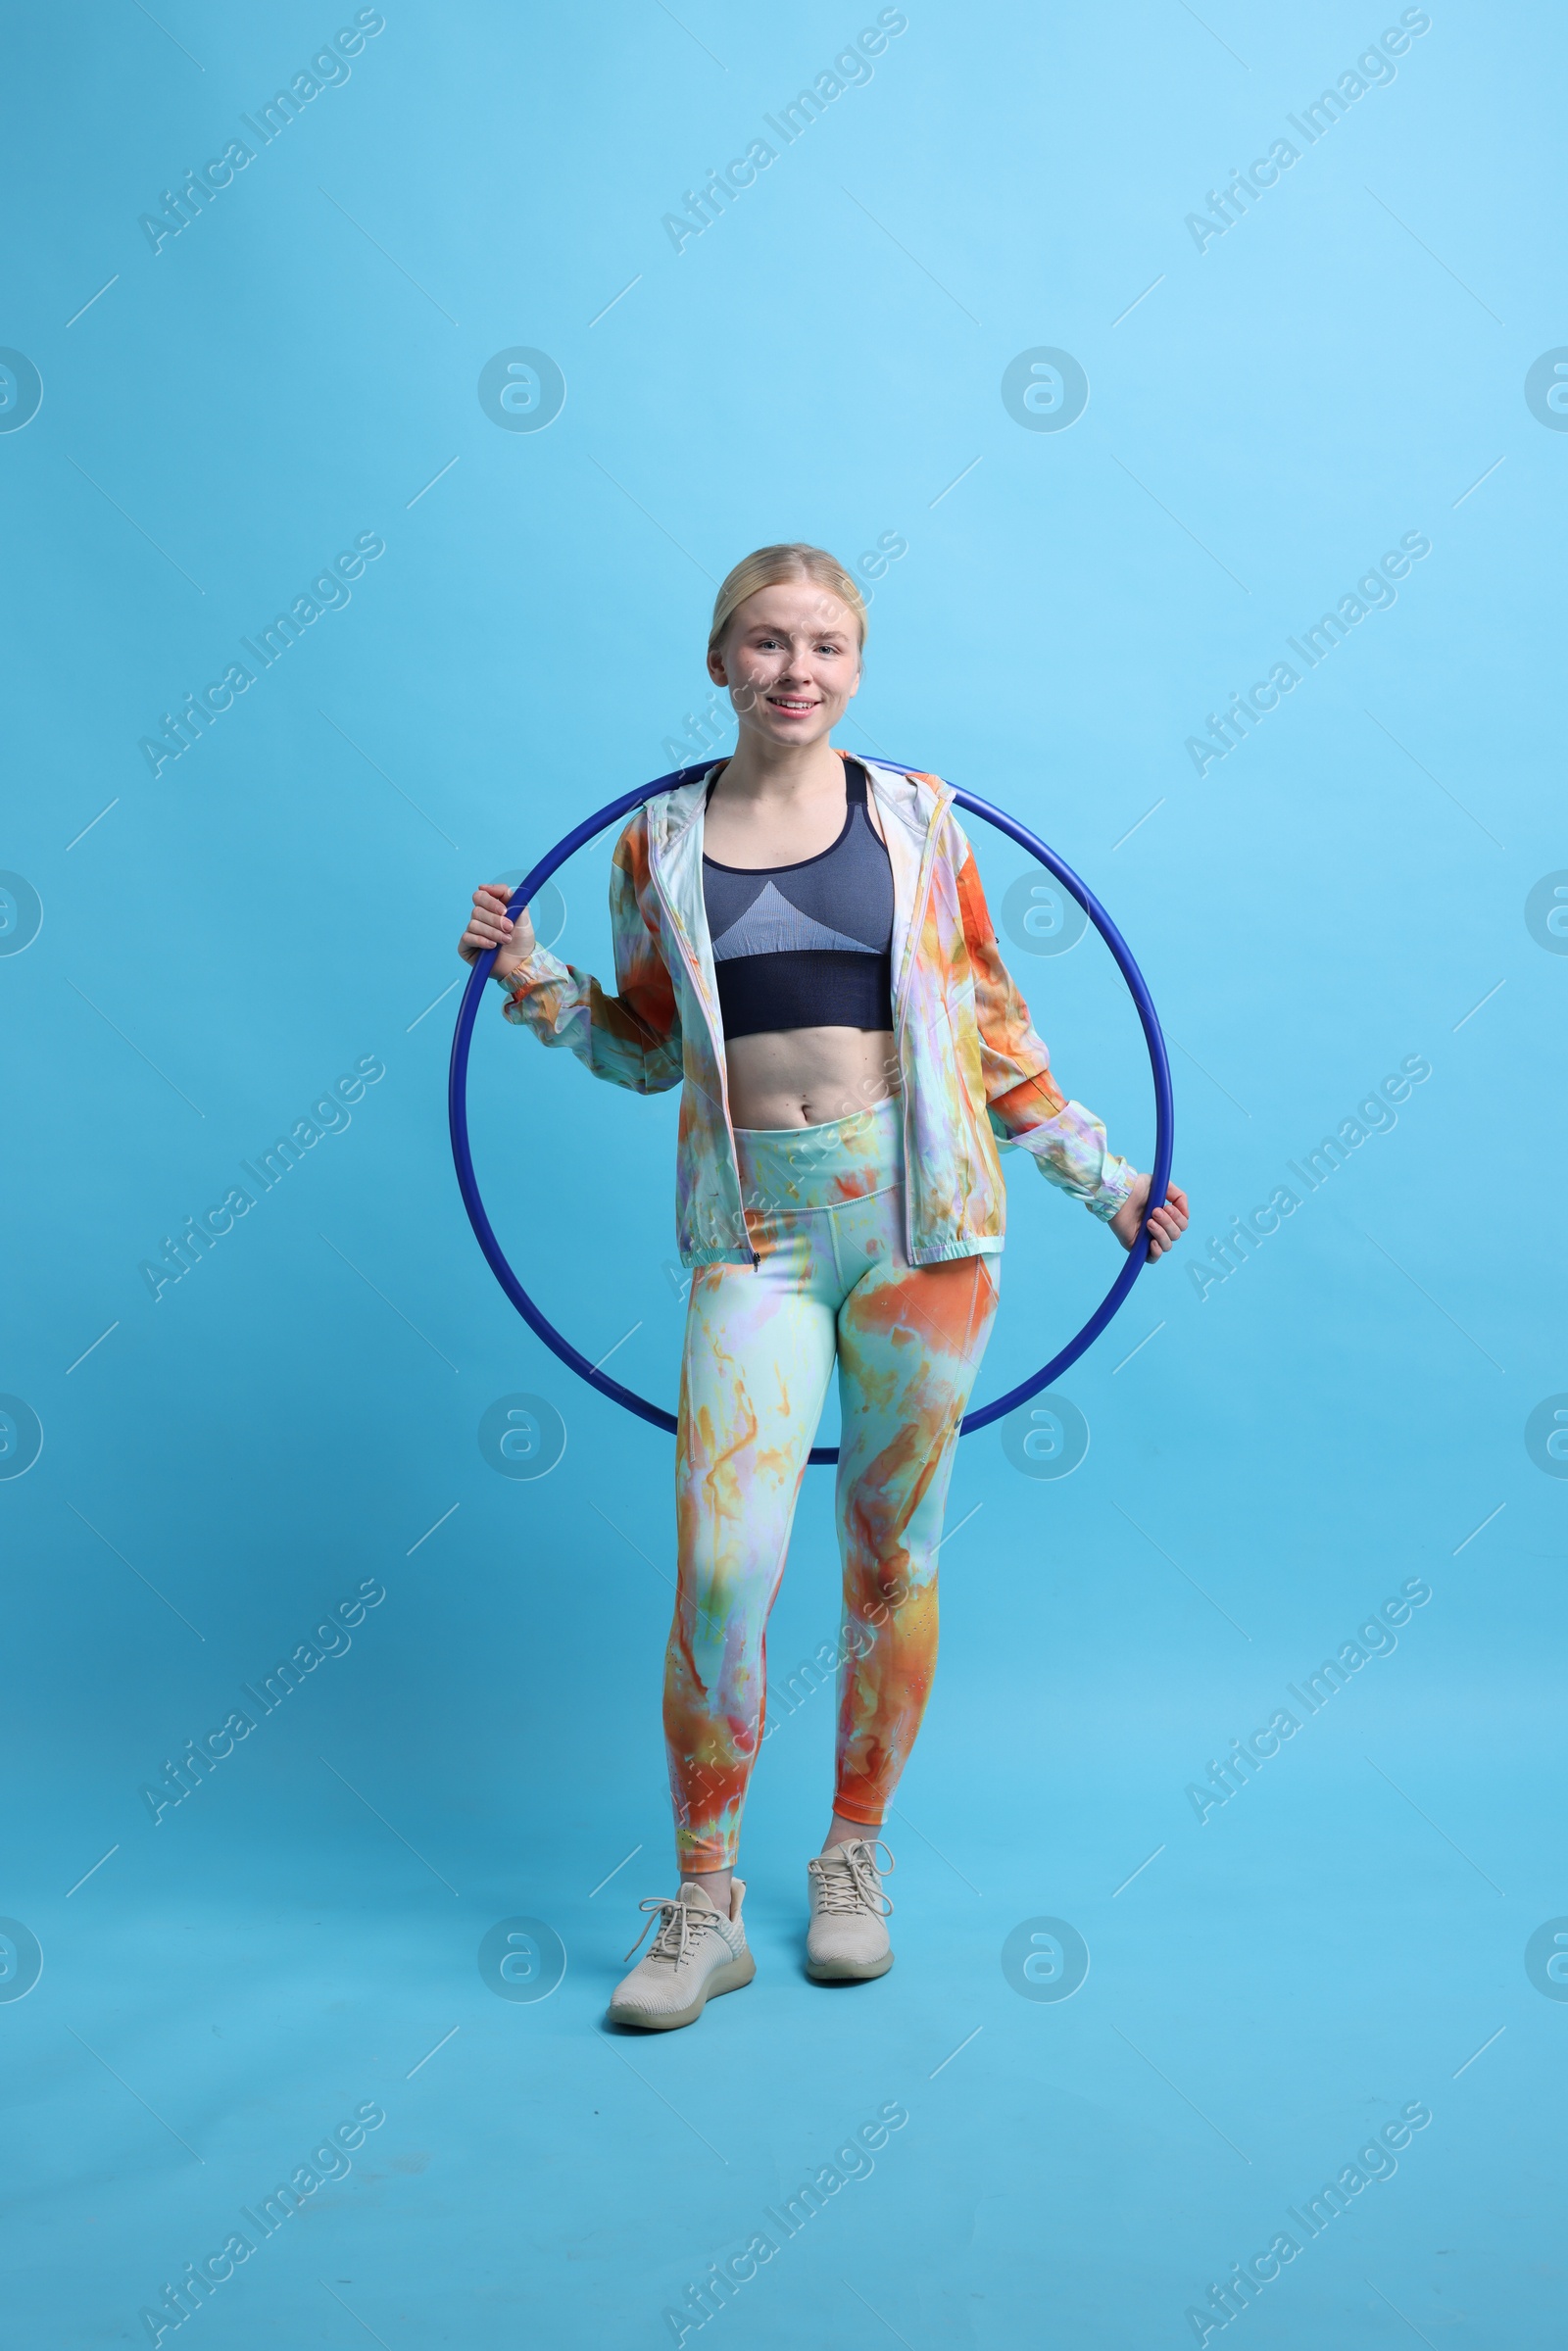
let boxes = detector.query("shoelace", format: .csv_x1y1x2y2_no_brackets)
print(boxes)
621,1894,724,1967
808,1839,896,1918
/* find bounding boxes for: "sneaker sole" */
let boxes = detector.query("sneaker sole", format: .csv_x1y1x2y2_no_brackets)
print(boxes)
806,1949,895,1983
605,1947,756,2031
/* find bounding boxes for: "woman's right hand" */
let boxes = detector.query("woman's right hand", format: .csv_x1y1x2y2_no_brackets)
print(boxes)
459,885,534,978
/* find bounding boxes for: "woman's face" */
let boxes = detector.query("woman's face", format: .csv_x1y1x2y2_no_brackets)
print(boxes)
708,579,861,749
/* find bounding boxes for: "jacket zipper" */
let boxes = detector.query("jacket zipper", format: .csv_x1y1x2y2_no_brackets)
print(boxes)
891,787,947,1032
647,803,760,1266
882,776,948,1263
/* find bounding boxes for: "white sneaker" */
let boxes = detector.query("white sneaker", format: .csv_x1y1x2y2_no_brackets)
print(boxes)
806,1839,896,1981
606,1881,755,2031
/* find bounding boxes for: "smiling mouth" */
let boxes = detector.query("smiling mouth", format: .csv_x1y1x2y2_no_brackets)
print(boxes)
766,695,817,713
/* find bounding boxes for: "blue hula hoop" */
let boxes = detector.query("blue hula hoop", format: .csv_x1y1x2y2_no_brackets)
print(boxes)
449,762,1174,1467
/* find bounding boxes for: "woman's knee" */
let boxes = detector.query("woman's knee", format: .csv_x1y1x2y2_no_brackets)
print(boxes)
846,1563,930,1634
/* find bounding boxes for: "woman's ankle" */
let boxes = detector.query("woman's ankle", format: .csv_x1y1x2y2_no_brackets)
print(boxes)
681,1866,733,1912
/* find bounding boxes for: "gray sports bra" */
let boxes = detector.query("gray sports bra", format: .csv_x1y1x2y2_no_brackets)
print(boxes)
702,760,895,1040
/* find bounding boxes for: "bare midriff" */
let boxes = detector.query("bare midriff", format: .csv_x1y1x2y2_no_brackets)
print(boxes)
724,1026,899,1131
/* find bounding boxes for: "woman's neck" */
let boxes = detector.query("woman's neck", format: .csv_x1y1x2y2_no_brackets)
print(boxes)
712,732,844,807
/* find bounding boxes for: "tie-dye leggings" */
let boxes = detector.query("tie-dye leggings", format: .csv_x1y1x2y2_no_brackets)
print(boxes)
665,1095,1000,1872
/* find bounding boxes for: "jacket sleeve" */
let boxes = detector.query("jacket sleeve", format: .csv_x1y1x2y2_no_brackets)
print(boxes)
494,817,684,1095
955,846,1136,1222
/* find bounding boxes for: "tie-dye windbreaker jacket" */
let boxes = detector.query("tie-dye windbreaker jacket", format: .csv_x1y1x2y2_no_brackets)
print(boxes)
497,756,1136,1267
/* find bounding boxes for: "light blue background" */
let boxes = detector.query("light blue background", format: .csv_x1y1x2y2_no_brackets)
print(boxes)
3,2,1564,2344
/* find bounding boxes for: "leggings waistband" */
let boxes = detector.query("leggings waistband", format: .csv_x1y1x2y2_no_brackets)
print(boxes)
734,1093,903,1214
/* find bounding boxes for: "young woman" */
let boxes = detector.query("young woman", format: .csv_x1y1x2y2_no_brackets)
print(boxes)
459,544,1187,2032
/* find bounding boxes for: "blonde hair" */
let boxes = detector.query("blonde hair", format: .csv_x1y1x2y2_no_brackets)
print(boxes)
708,542,867,656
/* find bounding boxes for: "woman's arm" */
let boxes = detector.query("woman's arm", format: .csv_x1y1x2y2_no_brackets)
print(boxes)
954,846,1139,1223
458,821,683,1096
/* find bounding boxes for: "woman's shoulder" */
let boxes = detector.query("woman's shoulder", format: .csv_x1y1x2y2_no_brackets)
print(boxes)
611,804,654,884
613,768,713,878
860,759,968,856
859,757,955,809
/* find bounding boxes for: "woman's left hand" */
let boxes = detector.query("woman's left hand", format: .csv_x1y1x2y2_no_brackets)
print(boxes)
1110,1175,1189,1259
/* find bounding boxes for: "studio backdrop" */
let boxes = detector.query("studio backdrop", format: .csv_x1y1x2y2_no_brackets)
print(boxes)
2,4,1563,2346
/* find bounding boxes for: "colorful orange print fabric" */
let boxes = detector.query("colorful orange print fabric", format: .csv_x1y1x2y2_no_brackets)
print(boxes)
662,1102,999,1871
